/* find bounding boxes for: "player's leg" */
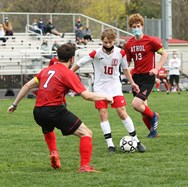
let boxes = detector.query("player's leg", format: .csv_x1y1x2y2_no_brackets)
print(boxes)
33,107,61,169
74,123,98,172
95,100,115,152
113,96,146,152
155,78,161,91
175,75,181,94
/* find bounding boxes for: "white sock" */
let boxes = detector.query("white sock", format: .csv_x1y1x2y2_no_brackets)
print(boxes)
121,116,135,133
100,121,114,148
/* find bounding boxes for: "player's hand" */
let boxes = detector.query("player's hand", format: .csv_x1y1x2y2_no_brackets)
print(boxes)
149,68,158,76
7,105,17,113
132,83,140,93
106,96,114,104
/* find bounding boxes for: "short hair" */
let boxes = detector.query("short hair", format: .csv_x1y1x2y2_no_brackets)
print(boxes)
101,28,116,41
57,43,76,62
128,13,144,28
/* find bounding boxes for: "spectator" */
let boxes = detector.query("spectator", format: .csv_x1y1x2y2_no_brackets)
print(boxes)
167,51,181,94
75,18,83,31
75,27,87,45
52,40,60,52
3,16,13,36
0,24,7,46
46,19,64,38
31,18,41,35
83,27,93,42
38,17,46,35
41,40,52,59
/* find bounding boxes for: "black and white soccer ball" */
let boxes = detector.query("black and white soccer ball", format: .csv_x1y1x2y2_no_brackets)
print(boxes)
120,136,137,152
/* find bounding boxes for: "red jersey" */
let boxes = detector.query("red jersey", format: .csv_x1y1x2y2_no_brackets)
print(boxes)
35,63,86,106
124,35,163,74
49,57,59,66
157,67,167,79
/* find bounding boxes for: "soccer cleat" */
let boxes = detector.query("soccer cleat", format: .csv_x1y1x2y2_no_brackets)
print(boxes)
150,112,159,132
77,165,99,173
136,142,146,153
50,150,61,169
108,146,116,153
147,130,159,138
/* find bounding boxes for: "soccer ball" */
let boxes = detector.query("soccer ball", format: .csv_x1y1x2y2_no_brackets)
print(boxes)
119,136,137,152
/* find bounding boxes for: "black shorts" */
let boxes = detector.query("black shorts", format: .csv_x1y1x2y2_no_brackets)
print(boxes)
33,105,82,136
169,75,179,85
132,73,155,101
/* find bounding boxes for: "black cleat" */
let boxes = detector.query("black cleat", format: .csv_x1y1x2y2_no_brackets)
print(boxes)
108,146,116,153
137,142,146,153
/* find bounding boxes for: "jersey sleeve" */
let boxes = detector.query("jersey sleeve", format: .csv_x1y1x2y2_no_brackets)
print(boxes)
63,70,86,94
120,49,128,69
76,50,96,67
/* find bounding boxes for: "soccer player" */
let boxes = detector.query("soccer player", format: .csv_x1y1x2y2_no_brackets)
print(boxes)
155,66,169,92
71,28,146,153
124,13,168,138
7,43,113,172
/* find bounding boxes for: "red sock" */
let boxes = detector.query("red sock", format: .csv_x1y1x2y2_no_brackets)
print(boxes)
164,83,169,90
142,115,151,130
44,131,57,152
156,82,160,89
80,136,92,167
142,105,154,118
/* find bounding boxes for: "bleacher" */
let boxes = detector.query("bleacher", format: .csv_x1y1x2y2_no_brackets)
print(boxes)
0,30,102,77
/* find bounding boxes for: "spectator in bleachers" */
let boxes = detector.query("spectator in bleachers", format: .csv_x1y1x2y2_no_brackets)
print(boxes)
75,18,83,30
0,24,7,46
38,17,46,35
75,27,87,45
3,16,13,36
46,19,64,38
41,40,52,59
52,40,60,52
31,18,41,35
83,27,93,42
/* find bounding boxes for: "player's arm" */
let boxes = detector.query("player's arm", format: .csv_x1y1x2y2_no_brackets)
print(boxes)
149,48,168,76
122,69,140,93
80,90,113,104
7,78,39,113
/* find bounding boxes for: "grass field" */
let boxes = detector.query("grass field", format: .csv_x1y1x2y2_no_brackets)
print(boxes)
0,91,188,187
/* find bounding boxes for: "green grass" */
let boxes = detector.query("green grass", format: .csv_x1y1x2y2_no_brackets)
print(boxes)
0,91,188,187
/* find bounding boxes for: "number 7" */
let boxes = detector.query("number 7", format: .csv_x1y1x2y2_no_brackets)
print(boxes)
43,70,55,88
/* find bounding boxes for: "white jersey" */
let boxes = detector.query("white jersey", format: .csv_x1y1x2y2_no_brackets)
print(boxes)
76,46,128,97
168,57,181,75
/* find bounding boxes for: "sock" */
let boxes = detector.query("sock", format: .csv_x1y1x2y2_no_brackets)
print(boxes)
100,121,114,148
142,105,154,119
121,116,135,133
44,131,57,152
142,115,151,130
156,82,160,89
80,136,92,167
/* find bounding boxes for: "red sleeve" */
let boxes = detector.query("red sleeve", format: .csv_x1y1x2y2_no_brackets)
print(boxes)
89,50,96,58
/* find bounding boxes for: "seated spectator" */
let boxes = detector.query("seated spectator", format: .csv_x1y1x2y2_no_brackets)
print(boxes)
75,27,87,45
52,40,60,52
83,27,93,42
75,18,83,31
3,16,13,36
41,40,52,59
31,18,41,35
46,19,64,38
0,24,7,45
38,17,46,35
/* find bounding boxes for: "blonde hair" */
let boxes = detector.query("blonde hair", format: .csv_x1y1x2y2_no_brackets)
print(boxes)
101,28,116,41
128,13,144,27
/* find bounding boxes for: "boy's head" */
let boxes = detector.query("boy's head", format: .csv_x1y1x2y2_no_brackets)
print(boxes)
101,28,116,52
57,43,76,63
128,13,144,28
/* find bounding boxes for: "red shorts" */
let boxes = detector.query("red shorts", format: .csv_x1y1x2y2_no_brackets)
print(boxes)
95,95,126,109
